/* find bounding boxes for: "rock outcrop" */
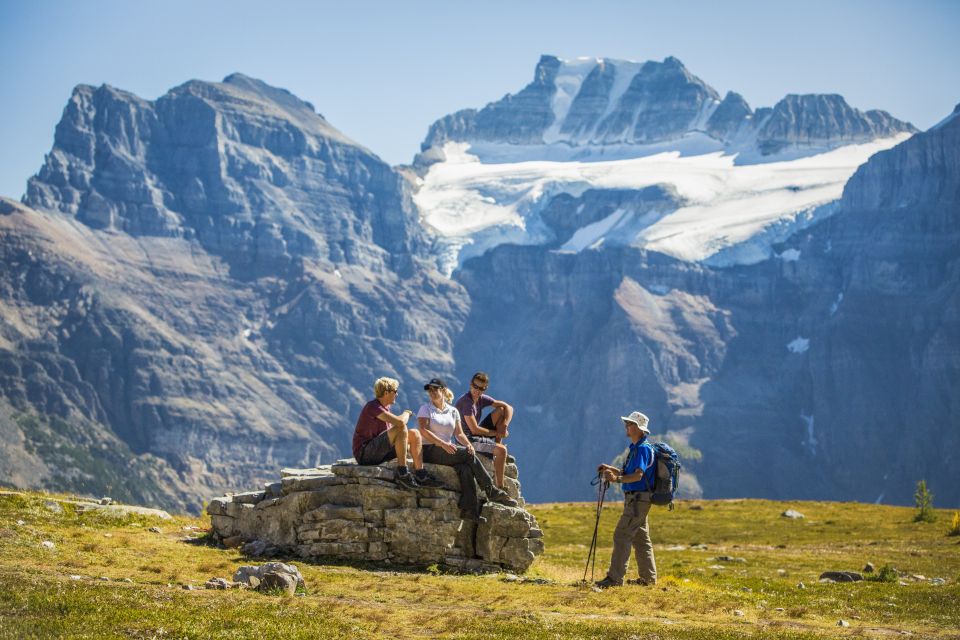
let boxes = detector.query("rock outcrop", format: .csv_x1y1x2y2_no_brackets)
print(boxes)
207,458,543,572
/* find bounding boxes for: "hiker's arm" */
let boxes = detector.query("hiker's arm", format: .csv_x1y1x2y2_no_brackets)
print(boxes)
453,418,475,455
463,414,494,437
609,447,654,483
377,409,412,429
418,417,456,454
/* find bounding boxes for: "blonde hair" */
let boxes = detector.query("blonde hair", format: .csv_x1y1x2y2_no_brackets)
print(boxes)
443,387,454,403
374,377,399,398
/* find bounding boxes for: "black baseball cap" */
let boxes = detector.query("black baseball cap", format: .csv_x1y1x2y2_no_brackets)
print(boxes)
423,377,446,390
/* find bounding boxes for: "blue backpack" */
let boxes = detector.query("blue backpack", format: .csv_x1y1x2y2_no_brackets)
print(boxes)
640,442,682,509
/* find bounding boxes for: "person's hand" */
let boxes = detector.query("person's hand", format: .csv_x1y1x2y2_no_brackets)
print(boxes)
441,442,457,455
602,469,618,483
466,443,476,456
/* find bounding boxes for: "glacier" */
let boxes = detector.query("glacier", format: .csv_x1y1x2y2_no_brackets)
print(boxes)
413,134,912,271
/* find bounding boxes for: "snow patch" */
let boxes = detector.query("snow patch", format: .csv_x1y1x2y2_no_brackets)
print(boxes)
542,58,598,144
787,337,810,353
778,248,801,262
830,292,844,315
801,413,817,455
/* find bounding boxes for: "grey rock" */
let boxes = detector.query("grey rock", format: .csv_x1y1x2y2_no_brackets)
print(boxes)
781,510,805,519
863,562,875,573
148,526,162,533
40,541,55,550
204,577,231,590
257,571,298,595
44,501,63,514
715,556,746,563
819,572,862,583
837,620,850,627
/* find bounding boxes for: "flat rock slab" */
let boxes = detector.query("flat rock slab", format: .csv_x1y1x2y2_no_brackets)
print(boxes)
0,491,172,520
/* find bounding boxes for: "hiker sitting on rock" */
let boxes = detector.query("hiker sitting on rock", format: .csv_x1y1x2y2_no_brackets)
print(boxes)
352,376,443,490
594,410,658,589
416,377,518,520
455,371,512,489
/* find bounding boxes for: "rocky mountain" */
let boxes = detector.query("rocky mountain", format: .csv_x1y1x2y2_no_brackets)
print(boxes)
1,75,465,512
419,56,915,158
1,62,956,512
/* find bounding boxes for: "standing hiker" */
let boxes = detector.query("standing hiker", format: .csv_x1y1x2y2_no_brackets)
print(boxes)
595,410,658,588
416,377,518,520
455,371,512,489
351,376,443,490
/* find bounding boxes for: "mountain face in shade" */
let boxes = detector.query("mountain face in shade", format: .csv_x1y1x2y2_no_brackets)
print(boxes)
3,75,464,512
451,103,959,506
420,56,915,155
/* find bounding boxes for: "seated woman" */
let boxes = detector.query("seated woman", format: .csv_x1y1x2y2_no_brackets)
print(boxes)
416,377,518,520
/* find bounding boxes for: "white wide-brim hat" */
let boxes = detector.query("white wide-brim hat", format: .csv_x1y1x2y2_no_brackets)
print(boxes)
621,411,650,433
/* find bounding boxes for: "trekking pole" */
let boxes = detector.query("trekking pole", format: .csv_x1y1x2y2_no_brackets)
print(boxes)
581,470,609,585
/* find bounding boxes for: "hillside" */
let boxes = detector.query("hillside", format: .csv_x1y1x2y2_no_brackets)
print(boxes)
1,490,958,638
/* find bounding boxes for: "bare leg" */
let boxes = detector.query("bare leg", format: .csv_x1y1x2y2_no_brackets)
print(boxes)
407,429,423,470
387,424,409,466
493,443,507,488
489,407,510,443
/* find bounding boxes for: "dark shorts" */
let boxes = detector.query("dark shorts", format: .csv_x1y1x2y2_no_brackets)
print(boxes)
357,430,396,465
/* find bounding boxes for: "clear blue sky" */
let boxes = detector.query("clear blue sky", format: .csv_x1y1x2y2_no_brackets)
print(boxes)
2,0,958,199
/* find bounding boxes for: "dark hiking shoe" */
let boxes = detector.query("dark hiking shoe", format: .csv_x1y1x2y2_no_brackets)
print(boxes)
595,576,623,589
413,470,444,488
488,490,518,507
395,469,419,491
627,578,656,586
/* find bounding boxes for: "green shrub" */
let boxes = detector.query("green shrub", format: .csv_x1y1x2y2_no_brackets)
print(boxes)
867,564,898,583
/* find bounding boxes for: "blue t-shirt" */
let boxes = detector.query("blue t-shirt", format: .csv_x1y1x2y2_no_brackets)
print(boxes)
621,439,656,492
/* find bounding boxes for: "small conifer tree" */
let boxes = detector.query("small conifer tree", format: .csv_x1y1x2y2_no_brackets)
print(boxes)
913,480,936,523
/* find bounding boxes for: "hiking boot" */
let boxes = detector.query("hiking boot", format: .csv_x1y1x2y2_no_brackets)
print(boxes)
394,469,419,491
594,576,623,589
488,490,518,507
627,578,656,586
413,469,444,488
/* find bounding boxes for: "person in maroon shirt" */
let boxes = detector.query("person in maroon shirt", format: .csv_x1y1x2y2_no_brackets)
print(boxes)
352,376,442,490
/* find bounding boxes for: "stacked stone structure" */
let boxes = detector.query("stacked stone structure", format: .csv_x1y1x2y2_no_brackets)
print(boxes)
207,457,544,572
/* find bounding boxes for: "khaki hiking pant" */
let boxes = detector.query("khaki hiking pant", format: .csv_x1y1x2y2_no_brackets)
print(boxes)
606,492,657,584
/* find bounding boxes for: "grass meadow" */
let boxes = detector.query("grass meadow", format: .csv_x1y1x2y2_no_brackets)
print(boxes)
0,491,958,639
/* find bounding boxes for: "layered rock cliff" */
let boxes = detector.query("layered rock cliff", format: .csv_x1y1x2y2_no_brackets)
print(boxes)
1,75,465,512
